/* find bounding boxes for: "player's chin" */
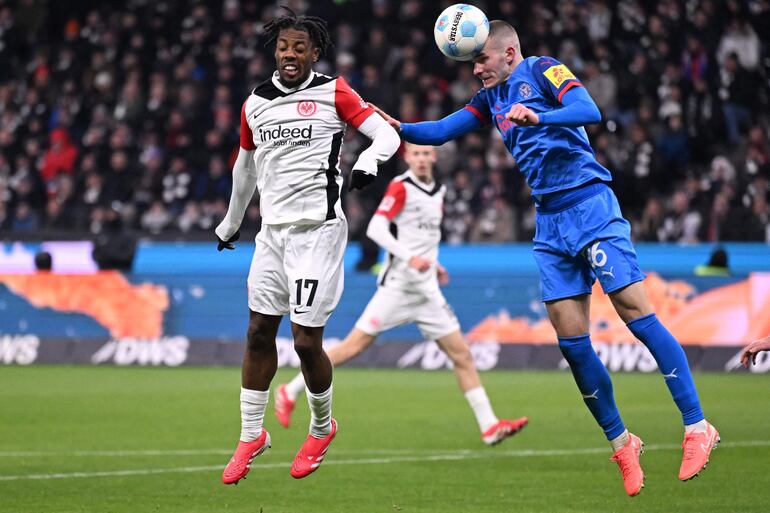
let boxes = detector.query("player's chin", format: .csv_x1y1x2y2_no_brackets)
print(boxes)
482,78,499,88
279,70,304,87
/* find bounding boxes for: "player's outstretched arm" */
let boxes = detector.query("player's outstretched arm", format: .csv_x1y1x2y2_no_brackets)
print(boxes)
369,102,482,146
366,214,431,272
368,103,401,131
214,148,257,250
508,86,601,128
349,114,401,190
741,335,770,368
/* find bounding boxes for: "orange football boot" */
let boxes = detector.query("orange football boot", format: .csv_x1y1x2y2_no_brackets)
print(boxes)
290,419,337,479
482,417,529,445
222,429,271,485
679,422,720,481
610,433,645,497
274,384,296,429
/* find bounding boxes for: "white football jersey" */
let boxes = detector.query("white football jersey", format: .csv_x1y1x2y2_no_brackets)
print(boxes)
374,170,446,292
240,71,374,225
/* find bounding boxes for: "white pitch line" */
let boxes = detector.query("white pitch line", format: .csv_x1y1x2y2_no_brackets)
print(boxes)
0,449,233,458
0,448,432,458
0,440,767,482
1,439,768,459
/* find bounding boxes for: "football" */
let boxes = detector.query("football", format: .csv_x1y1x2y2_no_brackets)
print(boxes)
433,4,490,61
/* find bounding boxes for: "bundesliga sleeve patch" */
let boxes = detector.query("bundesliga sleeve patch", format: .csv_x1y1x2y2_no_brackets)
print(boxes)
376,180,406,219
543,64,576,88
335,76,374,128
378,196,396,212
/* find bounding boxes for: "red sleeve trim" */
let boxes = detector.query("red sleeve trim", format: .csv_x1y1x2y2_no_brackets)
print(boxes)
347,108,375,129
557,81,583,104
464,105,487,124
335,77,375,129
240,100,256,150
375,180,407,220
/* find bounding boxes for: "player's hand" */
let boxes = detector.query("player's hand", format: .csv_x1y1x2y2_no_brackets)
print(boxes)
437,262,449,285
740,335,770,368
349,169,376,191
367,102,402,132
408,256,432,273
216,230,240,251
506,104,539,126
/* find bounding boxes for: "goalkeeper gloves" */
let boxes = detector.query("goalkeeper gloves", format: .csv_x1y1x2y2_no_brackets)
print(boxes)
349,169,376,191
216,230,240,251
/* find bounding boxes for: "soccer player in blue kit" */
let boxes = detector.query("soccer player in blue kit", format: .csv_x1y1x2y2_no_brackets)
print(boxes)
370,21,719,497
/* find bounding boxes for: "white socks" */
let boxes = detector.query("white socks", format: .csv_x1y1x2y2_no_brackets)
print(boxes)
685,419,708,433
285,372,307,401
610,430,630,452
608,421,706,452
240,387,269,442
307,385,333,438
464,387,498,432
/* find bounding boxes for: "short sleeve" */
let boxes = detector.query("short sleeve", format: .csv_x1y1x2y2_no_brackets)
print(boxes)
464,88,491,125
240,99,256,150
335,77,375,129
533,57,583,104
375,180,407,220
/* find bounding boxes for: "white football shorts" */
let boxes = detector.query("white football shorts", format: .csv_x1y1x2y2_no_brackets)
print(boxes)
247,217,347,327
355,286,460,341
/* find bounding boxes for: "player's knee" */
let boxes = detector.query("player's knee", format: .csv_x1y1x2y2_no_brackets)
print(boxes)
293,332,322,360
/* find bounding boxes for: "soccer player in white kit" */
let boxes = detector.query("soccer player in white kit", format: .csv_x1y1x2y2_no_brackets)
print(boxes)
275,143,529,445
216,11,400,484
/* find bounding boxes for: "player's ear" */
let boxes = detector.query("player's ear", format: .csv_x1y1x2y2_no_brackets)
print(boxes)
312,47,320,63
505,46,516,65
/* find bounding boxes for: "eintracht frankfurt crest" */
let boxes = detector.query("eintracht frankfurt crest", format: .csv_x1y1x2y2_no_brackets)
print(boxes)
297,100,317,117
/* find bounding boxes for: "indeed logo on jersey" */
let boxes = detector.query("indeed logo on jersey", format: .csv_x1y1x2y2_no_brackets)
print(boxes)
417,220,441,231
258,124,313,147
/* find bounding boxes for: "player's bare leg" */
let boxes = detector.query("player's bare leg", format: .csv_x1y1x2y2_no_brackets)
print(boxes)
436,330,482,391
277,328,375,427
242,312,281,390
292,323,332,393
545,295,590,339
289,323,337,478
436,330,528,445
607,282,651,322
327,328,377,364
609,282,717,481
547,295,644,496
222,311,281,485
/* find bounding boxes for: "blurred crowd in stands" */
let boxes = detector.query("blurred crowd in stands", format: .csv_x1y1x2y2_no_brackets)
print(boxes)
0,0,769,246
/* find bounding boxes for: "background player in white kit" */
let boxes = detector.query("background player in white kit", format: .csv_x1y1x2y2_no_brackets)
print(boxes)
275,143,528,445
215,10,399,484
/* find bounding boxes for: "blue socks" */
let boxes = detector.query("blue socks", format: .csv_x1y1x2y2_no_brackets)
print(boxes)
627,313,704,425
560,314,704,439
558,334,626,440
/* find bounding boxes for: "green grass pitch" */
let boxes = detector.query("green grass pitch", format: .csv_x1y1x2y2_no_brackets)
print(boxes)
1,366,768,512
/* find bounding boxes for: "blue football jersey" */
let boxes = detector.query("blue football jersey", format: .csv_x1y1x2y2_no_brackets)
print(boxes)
465,56,612,195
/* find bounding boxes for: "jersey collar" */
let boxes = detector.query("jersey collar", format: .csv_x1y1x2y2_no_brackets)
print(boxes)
405,170,437,192
271,70,316,94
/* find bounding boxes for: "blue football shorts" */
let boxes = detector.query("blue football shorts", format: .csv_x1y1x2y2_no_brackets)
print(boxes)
533,182,646,302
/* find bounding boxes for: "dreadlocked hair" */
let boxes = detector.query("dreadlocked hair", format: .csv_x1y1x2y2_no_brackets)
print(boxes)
263,7,332,56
